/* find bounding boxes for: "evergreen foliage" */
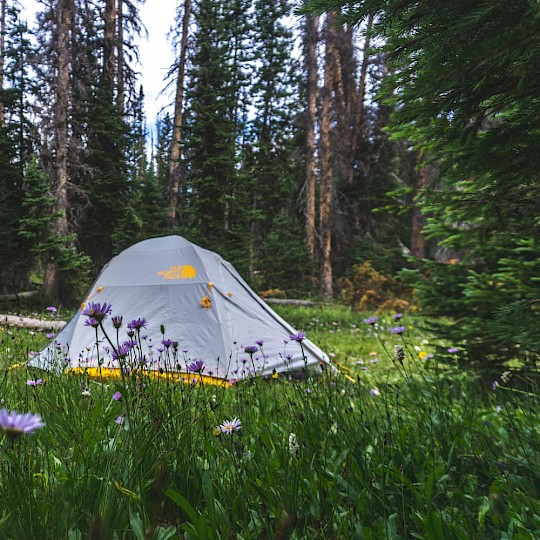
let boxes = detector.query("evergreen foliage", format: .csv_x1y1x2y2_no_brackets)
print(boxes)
305,0,540,363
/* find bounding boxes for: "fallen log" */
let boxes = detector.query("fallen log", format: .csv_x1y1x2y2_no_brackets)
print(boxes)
263,298,322,306
0,291,38,301
0,314,67,331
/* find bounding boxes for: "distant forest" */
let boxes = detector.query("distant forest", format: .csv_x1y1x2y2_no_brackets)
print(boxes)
0,0,538,363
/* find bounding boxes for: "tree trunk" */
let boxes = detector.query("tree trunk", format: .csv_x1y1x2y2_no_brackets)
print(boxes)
0,0,6,127
166,0,191,231
116,0,124,111
304,15,319,257
347,13,373,184
43,0,72,301
319,14,336,299
411,160,433,259
103,0,116,81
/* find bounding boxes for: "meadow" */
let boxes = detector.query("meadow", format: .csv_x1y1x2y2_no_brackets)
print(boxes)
0,305,539,539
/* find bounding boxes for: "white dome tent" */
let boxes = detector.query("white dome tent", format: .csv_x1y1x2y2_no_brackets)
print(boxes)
31,235,331,382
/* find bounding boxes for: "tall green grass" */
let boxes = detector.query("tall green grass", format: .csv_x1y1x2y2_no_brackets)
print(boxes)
0,306,538,539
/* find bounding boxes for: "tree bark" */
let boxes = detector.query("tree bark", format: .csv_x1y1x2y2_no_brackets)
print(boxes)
166,0,191,231
103,0,116,81
43,0,72,301
347,13,373,184
411,159,433,259
116,0,124,111
0,0,6,127
304,15,319,257
319,14,336,299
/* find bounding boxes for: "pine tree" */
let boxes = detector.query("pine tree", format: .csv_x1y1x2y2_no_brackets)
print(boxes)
183,0,252,265
308,0,540,362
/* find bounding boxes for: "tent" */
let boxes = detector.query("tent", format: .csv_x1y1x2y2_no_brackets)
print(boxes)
31,235,330,381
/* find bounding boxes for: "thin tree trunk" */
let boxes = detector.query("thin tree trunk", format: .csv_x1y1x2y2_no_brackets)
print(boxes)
319,14,336,299
43,0,72,300
166,0,191,231
0,0,6,127
347,13,373,184
411,159,432,259
104,0,116,81
304,15,319,258
116,0,124,111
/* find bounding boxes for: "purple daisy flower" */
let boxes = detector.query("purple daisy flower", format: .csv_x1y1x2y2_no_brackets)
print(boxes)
26,379,43,387
112,342,133,361
127,318,147,330
82,302,112,323
219,417,241,434
187,359,205,373
115,416,125,425
46,306,57,313
244,345,258,354
84,317,100,328
290,331,306,342
0,409,45,442
111,315,123,329
391,313,404,320
112,391,122,401
162,339,173,348
364,317,378,325
447,347,459,354
256,340,264,346
390,326,406,334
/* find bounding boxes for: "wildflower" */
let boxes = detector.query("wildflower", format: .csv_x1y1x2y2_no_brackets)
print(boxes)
112,342,133,361
447,347,459,354
84,317,100,328
26,379,43,387
418,351,428,359
162,339,173,348
127,318,147,330
0,409,45,442
115,416,125,425
364,317,378,325
496,405,502,413
501,371,512,384
305,388,312,394
82,302,112,323
392,313,404,320
390,326,406,334
187,359,205,373
82,388,91,397
46,332,55,339
370,388,380,396
111,315,123,329
288,432,299,456
256,340,264,346
244,345,258,354
46,306,57,313
219,417,241,434
112,391,122,401
394,345,405,362
290,331,305,342
492,380,499,391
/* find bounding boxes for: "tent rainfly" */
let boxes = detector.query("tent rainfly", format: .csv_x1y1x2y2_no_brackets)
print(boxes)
31,235,330,381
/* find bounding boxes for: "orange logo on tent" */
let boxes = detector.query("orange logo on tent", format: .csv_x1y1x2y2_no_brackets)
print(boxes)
157,265,197,280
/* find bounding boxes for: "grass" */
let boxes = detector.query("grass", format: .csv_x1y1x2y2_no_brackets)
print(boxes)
0,304,539,539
